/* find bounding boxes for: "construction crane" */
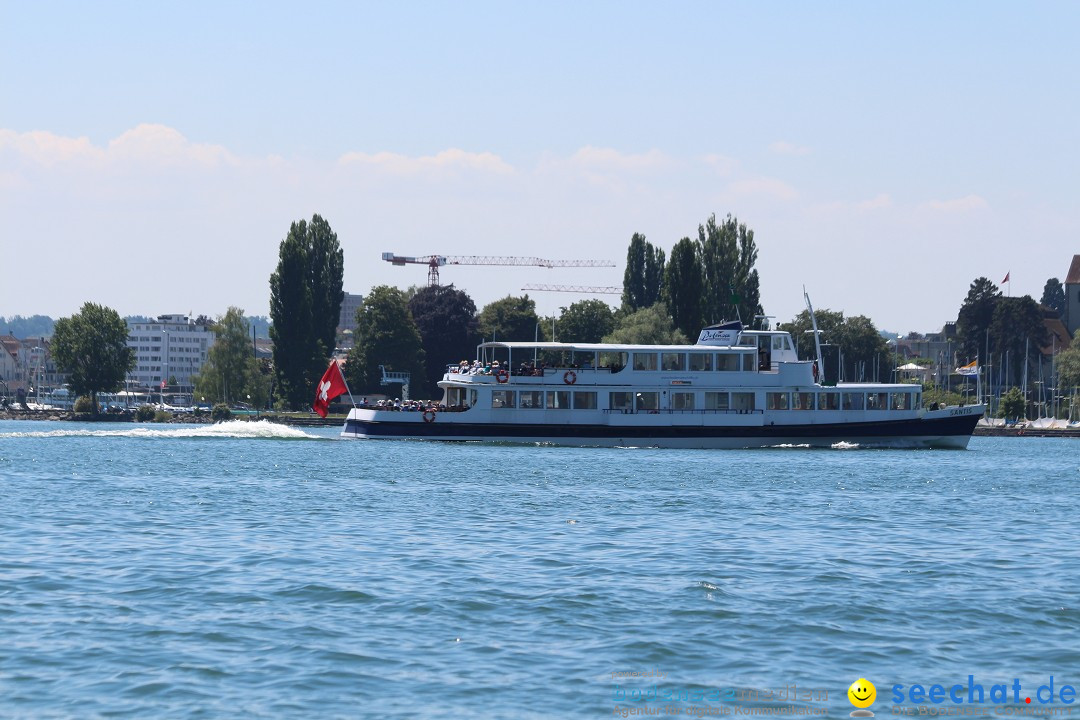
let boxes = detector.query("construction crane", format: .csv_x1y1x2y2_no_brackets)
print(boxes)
522,284,621,295
382,252,615,287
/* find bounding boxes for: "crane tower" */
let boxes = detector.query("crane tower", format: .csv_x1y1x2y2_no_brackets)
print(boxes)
381,252,615,286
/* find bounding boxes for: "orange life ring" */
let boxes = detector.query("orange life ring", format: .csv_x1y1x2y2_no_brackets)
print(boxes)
423,409,436,423
495,369,509,384
563,370,577,385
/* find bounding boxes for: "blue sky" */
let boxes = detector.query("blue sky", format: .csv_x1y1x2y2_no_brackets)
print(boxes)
2,2,1076,333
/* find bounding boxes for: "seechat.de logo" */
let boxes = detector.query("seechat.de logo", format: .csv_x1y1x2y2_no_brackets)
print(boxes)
849,678,877,717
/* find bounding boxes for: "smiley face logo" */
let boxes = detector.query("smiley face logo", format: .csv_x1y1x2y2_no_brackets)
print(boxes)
848,678,876,716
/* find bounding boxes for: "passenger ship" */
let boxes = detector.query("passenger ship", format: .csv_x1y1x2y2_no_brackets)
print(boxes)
341,321,984,449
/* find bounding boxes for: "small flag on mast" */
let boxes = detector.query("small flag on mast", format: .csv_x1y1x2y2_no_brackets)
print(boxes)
955,360,979,377
1002,271,1010,284
312,360,349,418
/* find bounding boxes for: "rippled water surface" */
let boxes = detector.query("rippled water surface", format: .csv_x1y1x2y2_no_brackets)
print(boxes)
2,419,1079,719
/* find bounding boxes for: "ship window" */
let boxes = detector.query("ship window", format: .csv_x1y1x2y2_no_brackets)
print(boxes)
547,390,571,409
688,353,712,372
491,390,515,409
819,392,839,410
867,392,889,410
842,392,865,410
672,392,695,410
890,392,910,410
661,353,685,371
573,391,597,409
520,390,544,409
793,392,815,410
609,391,633,411
766,392,790,410
599,351,628,372
732,392,755,411
635,392,659,410
743,354,755,371
704,392,729,410
914,391,921,408
772,336,787,351
632,353,657,371
716,353,739,371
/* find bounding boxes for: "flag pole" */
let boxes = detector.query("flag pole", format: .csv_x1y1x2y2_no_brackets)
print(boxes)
334,359,357,408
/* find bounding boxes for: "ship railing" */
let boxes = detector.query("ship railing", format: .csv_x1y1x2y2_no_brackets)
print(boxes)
602,408,763,415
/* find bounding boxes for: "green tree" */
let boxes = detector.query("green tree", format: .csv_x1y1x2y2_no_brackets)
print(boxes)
1056,330,1080,396
478,295,539,342
269,214,345,409
555,299,616,343
603,302,687,345
698,213,762,325
345,286,426,396
988,296,1049,387
785,309,891,382
621,233,665,311
1041,278,1065,317
408,284,479,397
956,277,1001,361
51,302,135,417
663,237,704,339
194,307,261,405
998,387,1026,421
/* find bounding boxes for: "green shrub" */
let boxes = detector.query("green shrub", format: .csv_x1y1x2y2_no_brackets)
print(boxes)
153,410,172,423
135,404,156,422
73,396,95,414
211,403,232,422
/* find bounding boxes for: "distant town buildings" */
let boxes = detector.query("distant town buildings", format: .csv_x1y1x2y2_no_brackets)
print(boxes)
126,315,216,394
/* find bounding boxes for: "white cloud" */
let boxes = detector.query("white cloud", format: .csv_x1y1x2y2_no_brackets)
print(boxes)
565,146,672,172
0,129,104,166
338,148,514,176
107,124,236,167
726,177,799,201
924,194,988,212
769,140,811,156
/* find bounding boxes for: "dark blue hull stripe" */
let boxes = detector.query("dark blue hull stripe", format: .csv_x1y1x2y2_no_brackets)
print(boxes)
342,414,979,440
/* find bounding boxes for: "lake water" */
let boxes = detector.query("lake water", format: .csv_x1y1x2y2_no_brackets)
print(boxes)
1,419,1078,719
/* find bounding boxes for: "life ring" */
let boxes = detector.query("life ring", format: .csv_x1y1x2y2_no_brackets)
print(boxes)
563,370,577,385
423,409,436,423
495,369,509,384
812,361,819,383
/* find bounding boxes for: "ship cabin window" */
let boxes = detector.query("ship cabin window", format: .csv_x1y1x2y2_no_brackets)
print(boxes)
661,353,685,371
890,392,911,410
819,392,840,410
573,391,597,409
572,350,597,368
716,353,739,372
743,354,755,371
520,390,544,409
914,391,921,408
793,392,815,410
672,392,695,410
610,391,633,411
766,392,790,410
688,353,712,372
547,390,571,409
704,391,729,410
732,392,755,411
470,389,479,407
599,351,628,373
636,392,659,411
842,392,864,411
491,390,515,409
446,387,470,408
632,352,657,371
772,335,791,351
866,392,889,410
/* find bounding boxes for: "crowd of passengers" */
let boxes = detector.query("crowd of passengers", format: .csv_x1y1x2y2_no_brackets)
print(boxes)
447,359,603,377
357,398,468,412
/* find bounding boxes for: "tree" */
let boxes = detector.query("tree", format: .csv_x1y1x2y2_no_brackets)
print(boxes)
194,307,262,405
998,387,1026,421
51,303,135,417
1057,330,1080,395
269,214,344,409
345,286,426,397
408,284,479,397
956,277,1001,361
698,213,762,325
784,309,891,382
989,296,1048,387
663,237,704,339
1041,278,1065,317
478,295,539,342
555,299,616,343
621,233,665,311
603,303,687,345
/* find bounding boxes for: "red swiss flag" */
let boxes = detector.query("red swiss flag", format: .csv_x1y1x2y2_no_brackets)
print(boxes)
312,360,348,418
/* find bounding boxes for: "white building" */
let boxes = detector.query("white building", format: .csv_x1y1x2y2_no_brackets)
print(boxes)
127,315,215,395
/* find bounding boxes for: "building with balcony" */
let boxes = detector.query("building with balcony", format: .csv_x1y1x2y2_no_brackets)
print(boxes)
126,315,215,396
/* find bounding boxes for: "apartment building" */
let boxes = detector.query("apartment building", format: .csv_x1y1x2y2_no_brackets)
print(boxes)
126,315,215,393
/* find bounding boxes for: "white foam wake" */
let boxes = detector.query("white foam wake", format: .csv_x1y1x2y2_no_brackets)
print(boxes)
0,419,323,440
